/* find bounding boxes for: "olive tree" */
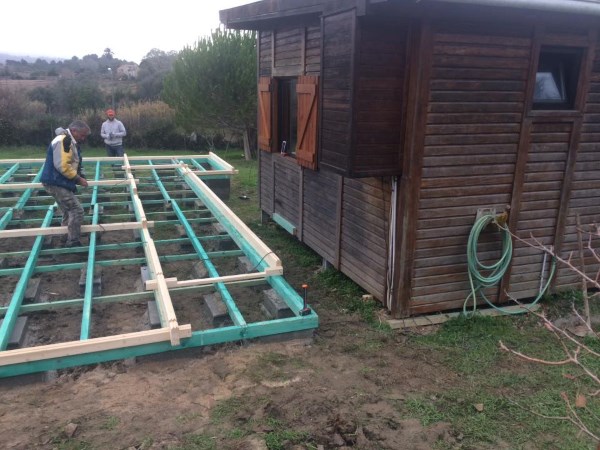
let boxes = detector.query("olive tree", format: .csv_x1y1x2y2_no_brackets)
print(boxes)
163,29,256,159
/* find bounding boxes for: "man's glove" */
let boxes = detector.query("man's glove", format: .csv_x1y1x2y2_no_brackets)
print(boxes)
63,135,72,152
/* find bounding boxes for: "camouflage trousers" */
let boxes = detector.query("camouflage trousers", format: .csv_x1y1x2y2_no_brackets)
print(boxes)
43,184,84,246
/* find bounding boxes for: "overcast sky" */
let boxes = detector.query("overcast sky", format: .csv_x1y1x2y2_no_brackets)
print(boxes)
1,0,251,64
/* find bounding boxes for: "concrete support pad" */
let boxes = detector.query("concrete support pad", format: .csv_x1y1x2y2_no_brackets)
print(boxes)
24,278,41,303
203,293,231,326
176,225,193,250
211,223,236,250
192,261,208,279
42,235,53,249
204,178,231,201
147,301,161,329
78,266,103,296
0,316,29,349
237,256,256,273
261,289,294,319
141,266,150,284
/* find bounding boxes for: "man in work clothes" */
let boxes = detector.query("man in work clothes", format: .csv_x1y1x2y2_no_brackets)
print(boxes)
41,120,90,247
100,109,127,156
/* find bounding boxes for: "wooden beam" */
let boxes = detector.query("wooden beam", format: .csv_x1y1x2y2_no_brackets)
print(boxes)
179,165,282,272
0,179,138,191
0,222,154,239
0,325,192,367
388,304,540,329
145,271,281,290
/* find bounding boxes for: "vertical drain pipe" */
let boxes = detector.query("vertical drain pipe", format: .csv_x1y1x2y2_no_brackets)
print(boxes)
386,177,398,310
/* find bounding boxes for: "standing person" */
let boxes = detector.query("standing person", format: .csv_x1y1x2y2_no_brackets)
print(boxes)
100,109,127,156
41,120,90,248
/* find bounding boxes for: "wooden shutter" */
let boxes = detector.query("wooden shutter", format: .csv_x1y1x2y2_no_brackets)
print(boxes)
258,77,276,152
296,75,319,170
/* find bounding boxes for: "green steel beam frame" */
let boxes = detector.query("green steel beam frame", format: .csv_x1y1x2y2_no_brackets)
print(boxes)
0,153,318,378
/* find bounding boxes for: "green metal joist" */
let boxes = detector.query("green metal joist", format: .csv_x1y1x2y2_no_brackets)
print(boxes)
0,154,318,378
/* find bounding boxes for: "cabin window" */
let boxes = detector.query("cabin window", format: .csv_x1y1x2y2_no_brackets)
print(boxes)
533,46,583,110
277,78,298,156
257,75,319,169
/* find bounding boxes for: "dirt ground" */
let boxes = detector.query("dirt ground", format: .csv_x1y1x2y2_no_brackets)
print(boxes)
0,225,461,449
0,305,462,450
0,186,489,449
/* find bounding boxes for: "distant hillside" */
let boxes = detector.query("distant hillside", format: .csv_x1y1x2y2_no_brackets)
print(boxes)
0,53,63,64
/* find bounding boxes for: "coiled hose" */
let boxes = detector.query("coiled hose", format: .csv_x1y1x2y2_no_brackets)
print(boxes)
464,214,556,315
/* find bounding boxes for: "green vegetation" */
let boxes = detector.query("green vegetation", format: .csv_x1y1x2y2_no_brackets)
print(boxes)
1,39,253,152
173,433,216,450
163,29,257,160
402,314,600,448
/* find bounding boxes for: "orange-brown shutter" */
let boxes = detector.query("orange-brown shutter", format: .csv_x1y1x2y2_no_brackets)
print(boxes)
258,77,275,152
296,75,319,169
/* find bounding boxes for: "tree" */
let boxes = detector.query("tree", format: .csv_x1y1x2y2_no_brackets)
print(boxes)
137,49,177,100
163,29,257,159
55,78,104,114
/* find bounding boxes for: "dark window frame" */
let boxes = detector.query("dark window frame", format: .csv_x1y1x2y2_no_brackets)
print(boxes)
532,46,584,111
276,77,298,157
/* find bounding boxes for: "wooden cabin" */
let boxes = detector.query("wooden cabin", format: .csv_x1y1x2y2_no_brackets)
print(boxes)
220,0,600,318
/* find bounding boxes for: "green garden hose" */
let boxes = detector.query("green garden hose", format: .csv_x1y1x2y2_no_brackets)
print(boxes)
464,214,556,315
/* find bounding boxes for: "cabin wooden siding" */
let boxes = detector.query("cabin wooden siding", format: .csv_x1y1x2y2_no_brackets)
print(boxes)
555,42,600,288
406,20,600,315
352,17,407,176
340,177,391,299
409,22,531,313
509,120,573,299
320,9,355,173
320,11,407,176
243,1,600,317
257,20,392,297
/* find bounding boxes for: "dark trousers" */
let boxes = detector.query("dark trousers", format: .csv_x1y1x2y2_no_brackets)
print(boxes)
105,144,124,157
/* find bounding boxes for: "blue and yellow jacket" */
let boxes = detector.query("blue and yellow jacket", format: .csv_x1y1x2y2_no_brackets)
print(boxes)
41,132,83,192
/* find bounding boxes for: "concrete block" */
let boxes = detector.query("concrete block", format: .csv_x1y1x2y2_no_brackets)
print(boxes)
192,261,208,279
140,266,150,284
78,266,102,296
0,316,29,349
147,301,161,329
203,293,231,327
204,178,230,201
24,278,41,303
261,289,294,319
211,223,236,250
175,224,187,238
237,256,256,273
176,225,193,250
43,235,53,249
89,205,104,215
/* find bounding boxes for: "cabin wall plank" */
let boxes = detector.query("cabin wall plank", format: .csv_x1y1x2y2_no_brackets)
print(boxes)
410,23,531,310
